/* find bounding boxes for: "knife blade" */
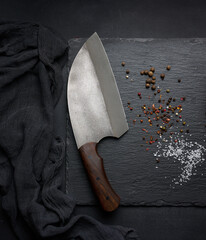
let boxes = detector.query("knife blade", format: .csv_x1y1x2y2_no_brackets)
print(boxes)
67,33,128,212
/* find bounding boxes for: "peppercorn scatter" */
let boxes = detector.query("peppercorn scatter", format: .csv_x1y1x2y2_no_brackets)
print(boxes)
136,100,187,146
124,63,190,154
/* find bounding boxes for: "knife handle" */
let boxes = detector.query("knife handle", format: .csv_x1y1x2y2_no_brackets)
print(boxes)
79,142,120,212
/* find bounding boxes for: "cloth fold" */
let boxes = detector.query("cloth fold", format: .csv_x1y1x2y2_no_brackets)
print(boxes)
0,21,139,240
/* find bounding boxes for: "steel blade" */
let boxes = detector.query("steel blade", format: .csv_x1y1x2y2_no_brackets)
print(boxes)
67,33,128,149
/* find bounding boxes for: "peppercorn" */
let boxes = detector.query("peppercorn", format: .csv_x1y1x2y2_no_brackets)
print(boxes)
152,76,156,80
157,89,161,93
160,73,165,80
148,71,153,77
146,83,150,88
144,70,149,75
146,78,152,84
166,89,170,93
150,67,155,72
126,75,129,79
138,92,141,96
130,107,133,110
121,62,125,66
140,70,144,75
140,119,143,123
173,98,176,102
175,113,178,116
154,92,157,96
166,65,171,70
180,129,183,133
178,79,181,83
127,101,130,105
176,119,179,122
183,121,186,125
151,85,156,90
151,80,156,84
126,69,130,74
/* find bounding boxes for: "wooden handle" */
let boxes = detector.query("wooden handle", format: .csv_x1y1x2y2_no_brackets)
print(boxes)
79,142,120,212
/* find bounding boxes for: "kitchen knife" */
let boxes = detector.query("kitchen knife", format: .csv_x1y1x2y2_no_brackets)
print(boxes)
67,33,128,212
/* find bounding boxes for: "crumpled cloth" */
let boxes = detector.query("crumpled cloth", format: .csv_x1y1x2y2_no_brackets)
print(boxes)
0,22,139,240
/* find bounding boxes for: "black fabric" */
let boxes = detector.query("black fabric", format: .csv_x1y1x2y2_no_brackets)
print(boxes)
0,22,138,240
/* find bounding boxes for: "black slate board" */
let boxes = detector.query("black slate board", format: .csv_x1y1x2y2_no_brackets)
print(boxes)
66,38,206,206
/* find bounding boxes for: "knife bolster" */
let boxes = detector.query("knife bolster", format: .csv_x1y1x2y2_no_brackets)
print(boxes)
79,142,120,212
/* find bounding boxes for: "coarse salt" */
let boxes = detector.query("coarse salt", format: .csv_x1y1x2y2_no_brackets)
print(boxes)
154,136,206,186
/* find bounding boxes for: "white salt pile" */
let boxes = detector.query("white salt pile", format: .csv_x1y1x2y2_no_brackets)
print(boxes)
154,135,206,186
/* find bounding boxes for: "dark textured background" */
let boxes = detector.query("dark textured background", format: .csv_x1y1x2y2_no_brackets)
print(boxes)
1,0,206,240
